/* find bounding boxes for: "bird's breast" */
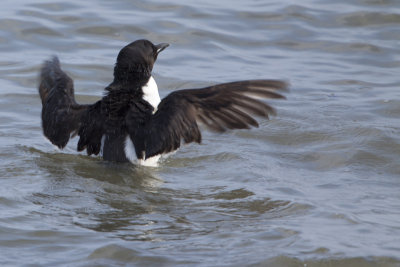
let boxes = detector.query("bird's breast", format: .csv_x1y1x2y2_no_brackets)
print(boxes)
124,135,161,167
142,76,161,112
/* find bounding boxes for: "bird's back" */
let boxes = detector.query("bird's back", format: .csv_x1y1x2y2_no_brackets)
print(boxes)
100,88,154,162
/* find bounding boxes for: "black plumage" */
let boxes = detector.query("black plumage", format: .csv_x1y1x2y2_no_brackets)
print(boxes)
38,39,287,164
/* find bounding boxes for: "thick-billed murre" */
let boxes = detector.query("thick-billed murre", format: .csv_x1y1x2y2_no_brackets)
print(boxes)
39,39,287,166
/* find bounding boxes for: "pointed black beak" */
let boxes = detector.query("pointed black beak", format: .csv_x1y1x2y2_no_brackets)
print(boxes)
155,43,169,54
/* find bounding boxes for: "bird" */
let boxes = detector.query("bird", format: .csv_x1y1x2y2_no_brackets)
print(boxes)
38,39,287,166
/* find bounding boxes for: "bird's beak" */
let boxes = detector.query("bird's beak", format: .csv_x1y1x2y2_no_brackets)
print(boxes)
155,43,169,54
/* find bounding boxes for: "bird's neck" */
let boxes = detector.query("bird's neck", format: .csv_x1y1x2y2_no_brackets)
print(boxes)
113,64,151,86
142,76,161,111
108,65,160,110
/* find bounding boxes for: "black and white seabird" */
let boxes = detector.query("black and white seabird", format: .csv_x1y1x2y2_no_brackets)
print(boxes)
39,39,287,166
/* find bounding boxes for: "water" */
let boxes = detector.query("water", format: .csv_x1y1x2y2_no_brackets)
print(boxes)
0,0,399,266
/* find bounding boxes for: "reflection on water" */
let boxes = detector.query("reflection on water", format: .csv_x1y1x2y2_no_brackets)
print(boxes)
0,0,399,266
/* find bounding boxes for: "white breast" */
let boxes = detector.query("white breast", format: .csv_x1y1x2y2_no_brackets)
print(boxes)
124,76,162,166
142,76,161,112
124,136,160,167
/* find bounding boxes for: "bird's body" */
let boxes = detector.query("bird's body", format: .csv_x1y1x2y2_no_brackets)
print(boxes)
38,40,287,166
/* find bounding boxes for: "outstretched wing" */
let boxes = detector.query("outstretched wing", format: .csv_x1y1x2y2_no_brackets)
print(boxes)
126,80,287,159
39,57,104,155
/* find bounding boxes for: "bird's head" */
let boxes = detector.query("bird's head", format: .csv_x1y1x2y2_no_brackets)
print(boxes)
113,39,169,84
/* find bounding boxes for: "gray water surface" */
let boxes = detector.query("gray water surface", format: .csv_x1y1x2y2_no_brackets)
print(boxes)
0,1,399,266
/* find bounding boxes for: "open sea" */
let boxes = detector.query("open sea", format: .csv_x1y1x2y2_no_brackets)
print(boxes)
0,0,399,266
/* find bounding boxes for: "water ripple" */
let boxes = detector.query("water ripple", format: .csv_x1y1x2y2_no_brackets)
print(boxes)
0,0,399,266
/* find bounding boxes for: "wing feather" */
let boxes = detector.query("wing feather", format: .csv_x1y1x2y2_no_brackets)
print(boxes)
126,79,287,159
39,56,104,154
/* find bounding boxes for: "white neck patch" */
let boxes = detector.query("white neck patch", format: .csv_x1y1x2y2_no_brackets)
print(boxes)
142,76,161,112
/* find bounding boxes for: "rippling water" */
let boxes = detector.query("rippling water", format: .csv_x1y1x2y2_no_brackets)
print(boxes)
0,0,399,266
